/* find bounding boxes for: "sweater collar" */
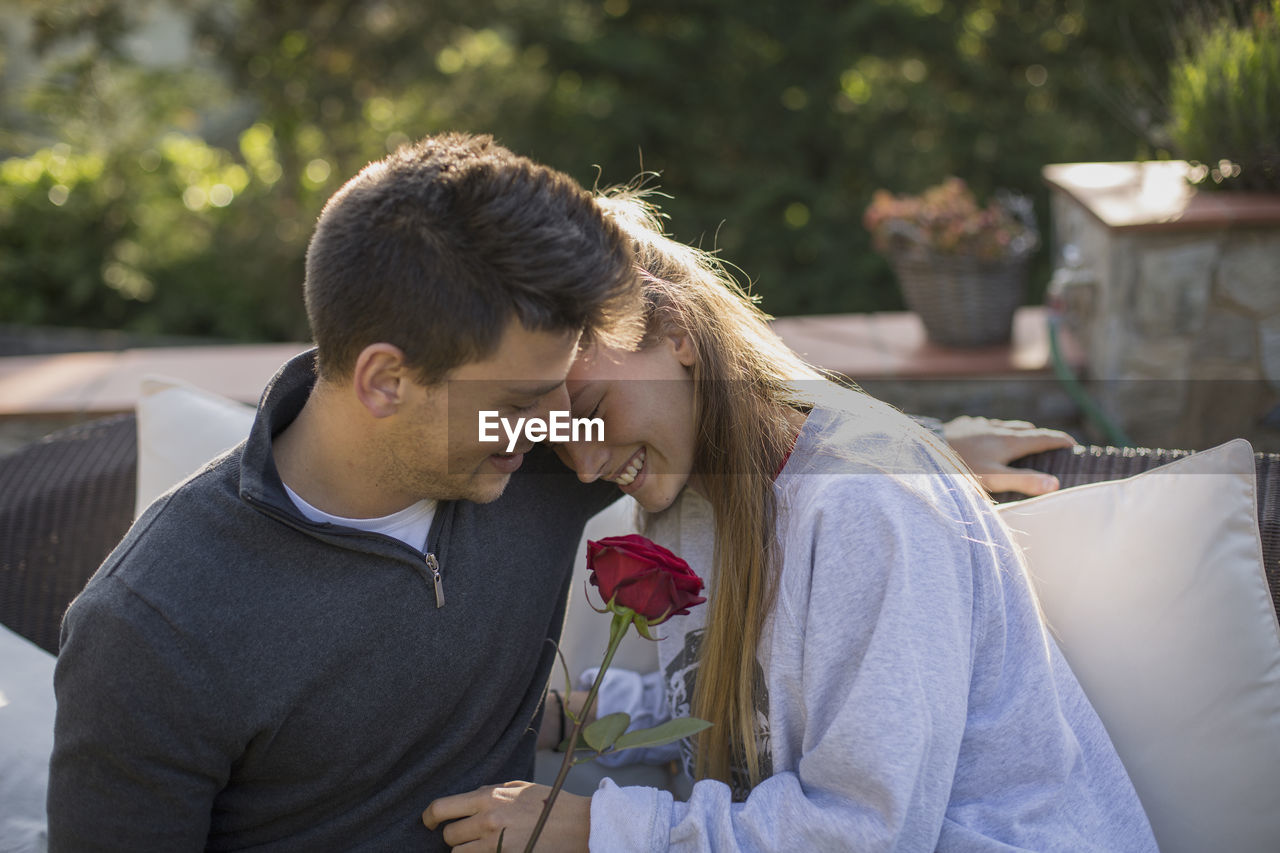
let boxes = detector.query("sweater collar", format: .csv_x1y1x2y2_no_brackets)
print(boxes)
239,348,319,514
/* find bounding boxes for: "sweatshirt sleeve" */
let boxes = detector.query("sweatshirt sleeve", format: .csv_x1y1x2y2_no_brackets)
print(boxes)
48,576,238,852
589,474,983,853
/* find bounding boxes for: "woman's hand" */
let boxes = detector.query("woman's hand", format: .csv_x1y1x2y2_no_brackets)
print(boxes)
423,782,590,852
942,416,1076,496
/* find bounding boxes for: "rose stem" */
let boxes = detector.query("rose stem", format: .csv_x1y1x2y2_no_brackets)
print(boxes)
522,609,632,853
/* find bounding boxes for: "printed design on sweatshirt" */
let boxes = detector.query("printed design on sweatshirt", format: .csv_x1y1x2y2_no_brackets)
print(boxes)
664,627,772,801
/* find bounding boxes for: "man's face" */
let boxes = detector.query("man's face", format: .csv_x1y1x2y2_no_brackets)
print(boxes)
388,318,579,504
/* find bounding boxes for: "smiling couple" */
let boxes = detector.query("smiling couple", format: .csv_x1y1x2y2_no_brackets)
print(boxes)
49,134,1154,853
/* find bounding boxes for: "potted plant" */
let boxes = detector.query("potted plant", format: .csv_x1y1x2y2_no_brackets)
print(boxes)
863,177,1038,347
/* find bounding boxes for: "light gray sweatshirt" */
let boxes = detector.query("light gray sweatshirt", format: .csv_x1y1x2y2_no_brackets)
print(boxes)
589,392,1157,852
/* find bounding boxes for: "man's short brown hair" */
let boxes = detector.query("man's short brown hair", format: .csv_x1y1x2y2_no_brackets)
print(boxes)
304,133,639,383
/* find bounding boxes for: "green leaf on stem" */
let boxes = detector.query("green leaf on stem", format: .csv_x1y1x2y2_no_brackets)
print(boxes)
555,736,592,754
581,711,631,752
613,717,712,751
572,751,604,766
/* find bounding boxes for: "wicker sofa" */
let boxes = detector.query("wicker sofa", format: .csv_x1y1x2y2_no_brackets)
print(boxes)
3,412,1280,852
3,413,1278,654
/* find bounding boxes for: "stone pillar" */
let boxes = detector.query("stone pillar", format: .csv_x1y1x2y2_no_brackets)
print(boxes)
1043,162,1280,451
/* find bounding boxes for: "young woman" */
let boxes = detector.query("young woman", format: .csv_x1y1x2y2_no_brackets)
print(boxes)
424,193,1157,852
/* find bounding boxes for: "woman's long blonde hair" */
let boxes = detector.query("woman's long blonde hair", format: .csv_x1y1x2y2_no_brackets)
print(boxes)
596,189,832,788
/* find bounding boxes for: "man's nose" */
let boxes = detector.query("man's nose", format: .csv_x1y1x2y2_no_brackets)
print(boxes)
560,441,612,484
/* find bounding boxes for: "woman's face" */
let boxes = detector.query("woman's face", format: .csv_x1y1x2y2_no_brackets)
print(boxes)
554,335,699,513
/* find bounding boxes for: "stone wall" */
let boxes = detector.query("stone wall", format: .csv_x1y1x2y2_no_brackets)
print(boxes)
1046,163,1280,452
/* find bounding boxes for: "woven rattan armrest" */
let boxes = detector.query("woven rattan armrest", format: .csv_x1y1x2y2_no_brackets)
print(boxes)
0,415,137,654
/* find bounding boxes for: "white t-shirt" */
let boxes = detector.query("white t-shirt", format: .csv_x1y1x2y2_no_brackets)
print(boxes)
282,483,437,552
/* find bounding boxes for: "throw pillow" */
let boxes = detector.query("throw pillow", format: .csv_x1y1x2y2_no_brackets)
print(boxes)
134,376,255,517
996,439,1280,853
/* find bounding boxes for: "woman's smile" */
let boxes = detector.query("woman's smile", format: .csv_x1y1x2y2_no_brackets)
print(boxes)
611,447,647,487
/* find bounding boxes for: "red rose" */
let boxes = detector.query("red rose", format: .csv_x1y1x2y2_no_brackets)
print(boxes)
587,534,706,622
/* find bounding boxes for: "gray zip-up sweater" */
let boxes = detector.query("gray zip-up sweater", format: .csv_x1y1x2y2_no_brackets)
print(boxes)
48,350,616,851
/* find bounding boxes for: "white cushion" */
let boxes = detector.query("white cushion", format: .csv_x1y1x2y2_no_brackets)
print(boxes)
997,439,1280,853
134,376,255,517
0,622,56,853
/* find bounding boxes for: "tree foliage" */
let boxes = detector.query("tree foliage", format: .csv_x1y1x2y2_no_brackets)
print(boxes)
1,0,1177,340
1167,0,1280,190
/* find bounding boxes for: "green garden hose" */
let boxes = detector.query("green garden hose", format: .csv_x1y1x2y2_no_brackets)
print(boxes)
1047,312,1135,447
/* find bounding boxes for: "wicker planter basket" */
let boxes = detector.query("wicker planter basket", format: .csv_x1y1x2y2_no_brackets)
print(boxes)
889,249,1029,347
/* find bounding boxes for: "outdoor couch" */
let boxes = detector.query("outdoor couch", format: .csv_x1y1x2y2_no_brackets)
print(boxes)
2,387,1280,853
3,410,1278,658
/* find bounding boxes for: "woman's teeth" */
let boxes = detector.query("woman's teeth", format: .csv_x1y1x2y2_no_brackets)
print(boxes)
614,448,646,486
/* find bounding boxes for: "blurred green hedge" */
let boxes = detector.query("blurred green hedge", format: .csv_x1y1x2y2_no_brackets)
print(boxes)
1,0,1183,341
1168,0,1280,190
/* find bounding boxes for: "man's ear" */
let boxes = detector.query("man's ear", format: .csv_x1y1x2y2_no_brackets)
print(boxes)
352,343,411,418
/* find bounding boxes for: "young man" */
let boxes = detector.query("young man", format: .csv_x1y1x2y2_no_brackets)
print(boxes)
48,134,638,851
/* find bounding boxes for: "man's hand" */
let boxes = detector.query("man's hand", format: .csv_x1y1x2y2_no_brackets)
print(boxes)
424,782,589,852
943,416,1077,496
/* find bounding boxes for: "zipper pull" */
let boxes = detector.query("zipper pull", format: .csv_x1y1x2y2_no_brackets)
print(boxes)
425,553,444,609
